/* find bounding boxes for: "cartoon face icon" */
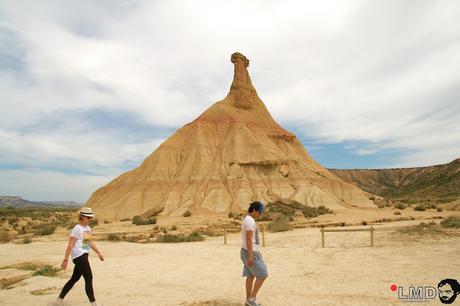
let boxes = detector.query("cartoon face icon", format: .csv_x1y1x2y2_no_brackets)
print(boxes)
438,279,460,304
440,284,454,300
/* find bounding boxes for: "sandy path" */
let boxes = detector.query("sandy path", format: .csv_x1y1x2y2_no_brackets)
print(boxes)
1,221,459,306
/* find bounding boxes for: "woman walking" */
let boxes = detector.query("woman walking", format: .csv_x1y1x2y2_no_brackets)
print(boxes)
56,207,104,306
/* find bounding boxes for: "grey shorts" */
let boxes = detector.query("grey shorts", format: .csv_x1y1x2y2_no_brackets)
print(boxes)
240,248,268,278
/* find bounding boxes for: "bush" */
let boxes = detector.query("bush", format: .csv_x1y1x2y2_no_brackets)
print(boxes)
301,205,332,218
120,218,131,222
107,233,121,241
266,200,332,219
171,225,177,230
437,207,443,212
34,224,57,236
182,210,192,217
33,265,60,277
394,211,402,215
156,231,204,243
268,215,291,232
441,217,460,229
414,205,426,211
22,237,32,244
228,212,244,220
132,215,156,225
395,203,406,210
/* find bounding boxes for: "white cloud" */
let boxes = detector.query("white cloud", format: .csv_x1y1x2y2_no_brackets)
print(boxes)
0,0,459,200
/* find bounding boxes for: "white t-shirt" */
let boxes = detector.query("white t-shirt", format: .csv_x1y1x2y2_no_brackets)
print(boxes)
70,224,91,260
241,215,260,252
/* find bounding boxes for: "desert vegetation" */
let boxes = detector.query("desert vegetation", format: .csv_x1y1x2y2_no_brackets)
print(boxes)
0,206,76,243
132,215,156,225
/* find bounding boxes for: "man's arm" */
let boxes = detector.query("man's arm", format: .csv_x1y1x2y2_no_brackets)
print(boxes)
246,229,254,266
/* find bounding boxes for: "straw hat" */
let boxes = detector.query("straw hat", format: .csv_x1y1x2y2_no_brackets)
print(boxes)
79,207,94,218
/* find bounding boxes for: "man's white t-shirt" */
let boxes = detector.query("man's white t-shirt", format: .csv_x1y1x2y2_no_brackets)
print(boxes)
241,215,260,252
70,224,91,260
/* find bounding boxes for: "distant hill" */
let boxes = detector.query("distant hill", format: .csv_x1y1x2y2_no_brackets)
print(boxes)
329,158,460,204
0,196,82,208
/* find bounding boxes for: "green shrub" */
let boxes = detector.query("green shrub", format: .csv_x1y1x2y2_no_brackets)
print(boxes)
394,211,402,215
414,205,426,211
437,207,443,212
107,233,121,241
182,210,192,217
156,231,204,243
33,265,59,277
22,237,32,244
185,231,205,242
228,212,244,220
440,217,460,229
33,224,57,236
268,215,291,232
132,215,156,225
196,228,219,237
395,203,406,210
171,225,177,230
266,200,332,219
301,205,332,218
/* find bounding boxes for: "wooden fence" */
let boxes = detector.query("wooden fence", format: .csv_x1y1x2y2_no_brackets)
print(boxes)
223,225,375,248
320,226,375,247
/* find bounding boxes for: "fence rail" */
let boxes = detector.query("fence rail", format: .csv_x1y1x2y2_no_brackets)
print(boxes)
320,226,375,247
223,225,376,248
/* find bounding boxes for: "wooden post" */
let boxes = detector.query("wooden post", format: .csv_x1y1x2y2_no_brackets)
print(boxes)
224,228,227,245
261,224,266,247
320,226,325,248
370,226,374,247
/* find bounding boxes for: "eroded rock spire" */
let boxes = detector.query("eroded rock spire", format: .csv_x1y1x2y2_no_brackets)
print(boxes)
228,52,257,109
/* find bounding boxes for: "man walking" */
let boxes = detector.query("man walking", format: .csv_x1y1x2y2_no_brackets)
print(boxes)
240,201,268,306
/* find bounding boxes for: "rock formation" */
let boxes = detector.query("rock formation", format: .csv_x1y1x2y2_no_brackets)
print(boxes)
86,52,376,220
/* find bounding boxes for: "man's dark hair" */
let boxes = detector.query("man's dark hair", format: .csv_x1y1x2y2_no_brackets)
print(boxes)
438,278,460,304
248,201,264,213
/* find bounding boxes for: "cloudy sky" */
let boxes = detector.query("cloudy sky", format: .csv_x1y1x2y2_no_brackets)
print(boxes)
1,0,459,202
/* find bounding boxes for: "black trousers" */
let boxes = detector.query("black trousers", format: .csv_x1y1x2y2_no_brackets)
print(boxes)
59,253,95,302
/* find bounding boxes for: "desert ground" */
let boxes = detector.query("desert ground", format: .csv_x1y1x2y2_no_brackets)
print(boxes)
1,207,459,306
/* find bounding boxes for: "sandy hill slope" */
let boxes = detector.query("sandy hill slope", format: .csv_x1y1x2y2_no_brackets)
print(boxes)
86,52,376,221
329,158,460,203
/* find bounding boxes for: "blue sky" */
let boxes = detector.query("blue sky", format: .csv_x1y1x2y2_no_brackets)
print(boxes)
0,0,459,202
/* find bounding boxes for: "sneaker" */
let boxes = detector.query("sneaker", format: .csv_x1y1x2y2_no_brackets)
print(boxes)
245,298,261,306
55,297,64,305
